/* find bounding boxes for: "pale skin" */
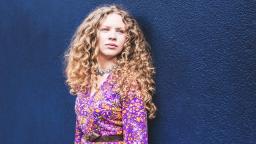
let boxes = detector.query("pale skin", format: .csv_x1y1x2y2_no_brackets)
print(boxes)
90,13,127,96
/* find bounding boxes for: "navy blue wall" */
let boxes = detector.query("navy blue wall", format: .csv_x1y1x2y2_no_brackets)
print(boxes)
1,0,256,144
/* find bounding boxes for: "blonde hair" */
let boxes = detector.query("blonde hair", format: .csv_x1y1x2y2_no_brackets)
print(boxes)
64,4,157,119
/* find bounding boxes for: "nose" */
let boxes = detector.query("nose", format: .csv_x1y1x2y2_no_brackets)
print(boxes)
108,30,117,40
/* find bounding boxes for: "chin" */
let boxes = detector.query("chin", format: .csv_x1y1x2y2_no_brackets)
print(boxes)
102,51,120,57
100,53,118,58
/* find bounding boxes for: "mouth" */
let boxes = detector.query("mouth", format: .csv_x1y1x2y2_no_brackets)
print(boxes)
105,43,118,48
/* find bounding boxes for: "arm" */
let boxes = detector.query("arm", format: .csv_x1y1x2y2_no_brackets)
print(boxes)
121,81,148,144
85,81,148,144
74,118,82,144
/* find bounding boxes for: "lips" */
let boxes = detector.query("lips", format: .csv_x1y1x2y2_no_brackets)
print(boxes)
105,43,118,48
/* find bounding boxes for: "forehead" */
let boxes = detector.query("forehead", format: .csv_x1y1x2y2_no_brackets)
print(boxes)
100,13,125,28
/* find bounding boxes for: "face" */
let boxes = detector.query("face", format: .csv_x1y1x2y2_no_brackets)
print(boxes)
97,13,127,60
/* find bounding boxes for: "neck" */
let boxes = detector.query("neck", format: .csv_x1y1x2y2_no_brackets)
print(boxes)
97,54,117,70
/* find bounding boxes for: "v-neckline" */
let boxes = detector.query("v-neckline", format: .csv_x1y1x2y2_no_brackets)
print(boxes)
89,72,112,98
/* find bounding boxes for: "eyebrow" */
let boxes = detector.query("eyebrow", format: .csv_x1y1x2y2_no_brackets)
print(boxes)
100,25,125,30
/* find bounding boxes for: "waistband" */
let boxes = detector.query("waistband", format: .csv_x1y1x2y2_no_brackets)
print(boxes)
84,132,123,142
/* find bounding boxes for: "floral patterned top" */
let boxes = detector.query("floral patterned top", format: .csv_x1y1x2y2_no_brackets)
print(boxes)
74,72,148,144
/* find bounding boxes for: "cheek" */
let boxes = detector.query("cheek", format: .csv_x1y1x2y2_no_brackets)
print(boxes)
119,35,126,46
98,33,107,41
98,35,106,46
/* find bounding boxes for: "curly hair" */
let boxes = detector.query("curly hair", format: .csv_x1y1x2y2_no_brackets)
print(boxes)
64,4,157,119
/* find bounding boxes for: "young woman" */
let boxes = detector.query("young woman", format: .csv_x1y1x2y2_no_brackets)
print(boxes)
64,4,157,143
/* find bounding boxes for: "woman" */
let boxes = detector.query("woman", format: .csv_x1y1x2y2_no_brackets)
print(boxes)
64,4,157,144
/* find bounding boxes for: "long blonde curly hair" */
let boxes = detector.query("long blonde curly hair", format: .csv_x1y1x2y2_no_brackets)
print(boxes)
64,4,157,119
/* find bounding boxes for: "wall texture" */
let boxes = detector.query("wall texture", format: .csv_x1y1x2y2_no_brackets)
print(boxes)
0,0,255,143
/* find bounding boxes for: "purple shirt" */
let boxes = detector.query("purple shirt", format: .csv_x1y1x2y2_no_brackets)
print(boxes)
74,73,148,144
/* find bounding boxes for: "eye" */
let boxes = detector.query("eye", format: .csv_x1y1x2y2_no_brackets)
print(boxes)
100,28,109,31
117,29,125,33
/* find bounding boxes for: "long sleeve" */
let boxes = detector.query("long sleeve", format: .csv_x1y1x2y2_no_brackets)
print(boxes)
73,77,148,144
121,81,148,144
74,118,82,144
94,81,149,144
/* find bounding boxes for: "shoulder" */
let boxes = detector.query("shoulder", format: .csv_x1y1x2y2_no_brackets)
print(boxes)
125,73,140,89
124,74,143,99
